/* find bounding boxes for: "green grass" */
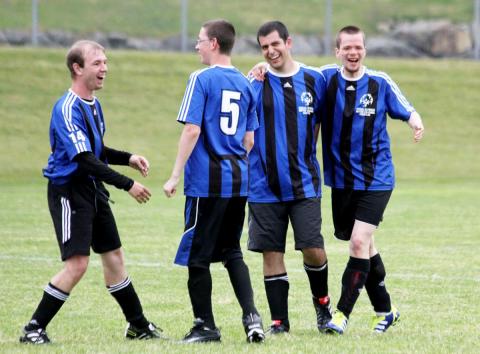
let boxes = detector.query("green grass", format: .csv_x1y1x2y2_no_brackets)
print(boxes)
1,47,480,353
0,0,474,37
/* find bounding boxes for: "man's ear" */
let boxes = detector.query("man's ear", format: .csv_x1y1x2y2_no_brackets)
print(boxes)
72,62,83,76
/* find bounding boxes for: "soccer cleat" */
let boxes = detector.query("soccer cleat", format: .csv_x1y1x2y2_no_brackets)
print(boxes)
313,296,332,332
19,327,51,344
125,322,163,340
242,313,265,343
181,318,221,343
372,306,400,333
325,310,348,335
265,319,290,335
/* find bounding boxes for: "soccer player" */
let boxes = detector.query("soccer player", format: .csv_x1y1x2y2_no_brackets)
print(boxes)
322,25,425,335
19,40,162,344
247,21,331,334
163,19,265,343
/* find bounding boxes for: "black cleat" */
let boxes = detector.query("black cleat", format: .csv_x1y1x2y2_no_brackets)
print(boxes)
182,318,221,343
313,296,332,332
242,313,265,343
266,319,290,335
125,322,164,340
19,326,51,344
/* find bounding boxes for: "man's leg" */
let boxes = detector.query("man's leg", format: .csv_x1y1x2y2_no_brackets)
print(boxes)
326,221,374,334
366,238,400,332
101,248,160,339
264,251,290,331
302,248,331,331
365,238,391,313
21,255,89,343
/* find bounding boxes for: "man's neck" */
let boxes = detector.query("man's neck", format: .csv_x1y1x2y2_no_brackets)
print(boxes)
71,82,93,100
208,53,232,67
269,60,299,76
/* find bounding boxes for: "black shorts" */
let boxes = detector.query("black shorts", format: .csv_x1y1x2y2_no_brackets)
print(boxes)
174,197,246,268
48,179,121,261
331,188,392,241
247,198,324,253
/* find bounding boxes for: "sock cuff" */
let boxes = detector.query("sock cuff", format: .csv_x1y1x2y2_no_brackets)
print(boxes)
304,262,328,271
107,276,131,293
347,257,370,273
45,283,69,301
264,273,288,282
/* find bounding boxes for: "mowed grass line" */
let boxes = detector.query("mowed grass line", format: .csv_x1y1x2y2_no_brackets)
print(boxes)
0,48,479,352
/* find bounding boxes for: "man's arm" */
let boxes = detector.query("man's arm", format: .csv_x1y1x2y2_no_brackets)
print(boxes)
243,131,255,154
163,123,201,197
74,152,151,203
407,111,425,143
104,146,150,177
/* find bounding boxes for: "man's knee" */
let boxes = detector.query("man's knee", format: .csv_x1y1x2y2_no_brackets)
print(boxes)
302,247,327,265
65,255,89,281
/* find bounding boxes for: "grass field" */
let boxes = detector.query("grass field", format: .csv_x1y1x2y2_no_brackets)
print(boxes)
0,0,474,37
0,47,479,353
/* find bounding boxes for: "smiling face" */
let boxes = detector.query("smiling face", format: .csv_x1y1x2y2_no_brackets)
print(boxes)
258,30,293,72
336,31,366,79
81,47,108,92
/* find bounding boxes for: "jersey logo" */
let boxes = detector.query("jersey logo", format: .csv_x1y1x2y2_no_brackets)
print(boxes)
346,85,356,91
298,91,314,115
283,82,293,88
356,93,376,117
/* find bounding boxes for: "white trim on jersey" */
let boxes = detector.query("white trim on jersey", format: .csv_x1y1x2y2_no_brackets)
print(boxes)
44,283,69,301
107,276,131,293
62,91,77,133
177,67,210,122
60,197,71,244
367,69,414,112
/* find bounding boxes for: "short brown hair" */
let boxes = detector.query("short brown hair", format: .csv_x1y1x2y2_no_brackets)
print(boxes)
202,19,235,55
336,25,365,48
66,40,105,77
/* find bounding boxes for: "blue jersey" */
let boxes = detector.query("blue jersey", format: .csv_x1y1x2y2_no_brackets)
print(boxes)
248,65,325,202
320,64,415,190
43,89,106,185
177,65,258,197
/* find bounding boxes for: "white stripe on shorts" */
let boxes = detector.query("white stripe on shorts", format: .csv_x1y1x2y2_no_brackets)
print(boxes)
60,197,71,244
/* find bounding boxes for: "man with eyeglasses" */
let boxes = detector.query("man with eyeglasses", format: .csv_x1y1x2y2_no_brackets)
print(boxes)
163,19,265,344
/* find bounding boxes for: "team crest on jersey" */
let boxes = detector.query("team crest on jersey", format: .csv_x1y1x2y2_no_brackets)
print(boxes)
356,93,376,117
299,92,314,115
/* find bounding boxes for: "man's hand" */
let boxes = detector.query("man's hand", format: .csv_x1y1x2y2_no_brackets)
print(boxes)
408,112,425,143
128,181,151,203
163,176,180,198
247,62,268,81
129,155,150,177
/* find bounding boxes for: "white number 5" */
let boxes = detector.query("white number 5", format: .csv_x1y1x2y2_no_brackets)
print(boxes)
220,90,241,135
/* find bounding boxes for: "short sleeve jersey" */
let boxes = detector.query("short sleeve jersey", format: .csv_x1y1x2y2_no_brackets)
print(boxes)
320,64,415,190
177,65,258,197
43,89,105,185
248,64,326,202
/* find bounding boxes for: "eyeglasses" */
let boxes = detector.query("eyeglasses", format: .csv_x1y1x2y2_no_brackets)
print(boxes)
196,38,211,44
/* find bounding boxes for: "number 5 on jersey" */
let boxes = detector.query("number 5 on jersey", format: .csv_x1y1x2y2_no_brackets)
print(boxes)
220,90,241,135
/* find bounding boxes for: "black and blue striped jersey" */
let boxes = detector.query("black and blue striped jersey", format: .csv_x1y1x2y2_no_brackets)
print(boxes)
320,64,415,190
177,65,258,197
248,64,326,202
43,89,105,185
